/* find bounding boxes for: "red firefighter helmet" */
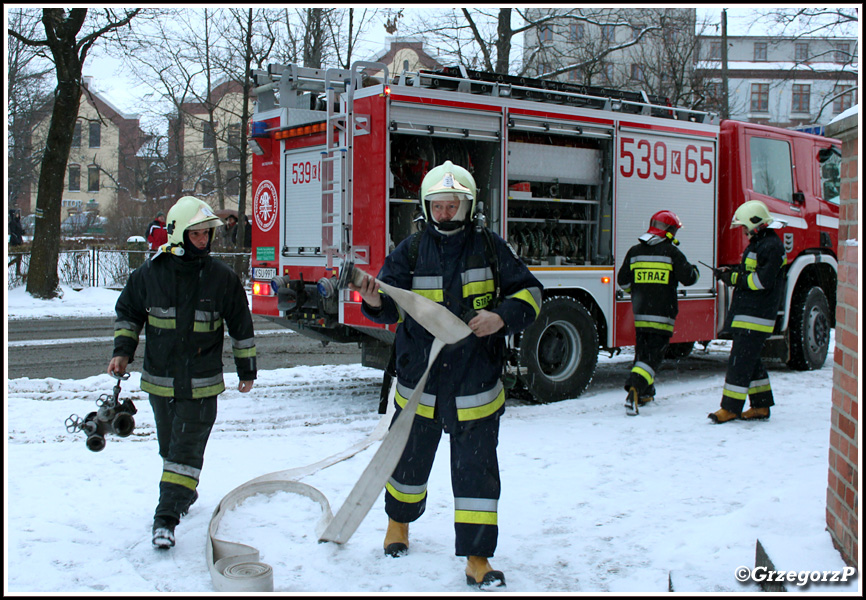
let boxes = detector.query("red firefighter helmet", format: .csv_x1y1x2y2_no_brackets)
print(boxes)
647,210,683,240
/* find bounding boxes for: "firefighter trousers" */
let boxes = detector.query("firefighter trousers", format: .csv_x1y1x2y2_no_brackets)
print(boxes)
720,330,775,413
150,395,217,522
625,330,671,399
384,409,501,557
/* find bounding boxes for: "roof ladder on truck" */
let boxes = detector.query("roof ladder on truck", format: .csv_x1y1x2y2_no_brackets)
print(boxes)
320,62,388,270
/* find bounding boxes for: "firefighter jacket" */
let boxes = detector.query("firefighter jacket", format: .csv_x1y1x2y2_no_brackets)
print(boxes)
724,228,787,334
362,226,543,430
113,253,256,399
617,234,700,334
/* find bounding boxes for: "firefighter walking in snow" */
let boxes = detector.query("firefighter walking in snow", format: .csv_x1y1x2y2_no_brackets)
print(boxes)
709,200,786,423
108,196,257,549
617,211,700,415
349,161,542,588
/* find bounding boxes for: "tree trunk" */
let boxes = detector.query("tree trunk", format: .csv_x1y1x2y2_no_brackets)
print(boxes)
495,9,513,75
26,46,83,298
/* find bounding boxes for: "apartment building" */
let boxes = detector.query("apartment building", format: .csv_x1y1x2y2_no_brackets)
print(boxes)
22,77,146,221
696,35,858,129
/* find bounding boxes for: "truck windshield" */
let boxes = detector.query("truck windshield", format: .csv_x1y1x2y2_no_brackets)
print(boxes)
818,147,841,205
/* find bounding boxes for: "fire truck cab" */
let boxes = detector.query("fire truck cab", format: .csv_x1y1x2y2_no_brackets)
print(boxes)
248,61,839,402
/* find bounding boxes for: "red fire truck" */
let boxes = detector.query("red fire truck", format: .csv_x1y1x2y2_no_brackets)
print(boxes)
248,62,841,402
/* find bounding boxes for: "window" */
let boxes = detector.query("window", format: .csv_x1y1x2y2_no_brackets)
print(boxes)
818,147,841,205
540,26,553,43
630,64,644,82
795,42,809,62
753,42,768,61
709,41,722,60
568,69,580,81
834,42,850,64
631,26,641,41
570,23,584,41
791,84,810,112
88,121,101,148
87,166,100,192
602,25,615,42
72,122,82,148
603,63,615,83
833,85,855,113
200,178,214,196
749,137,793,202
750,83,769,112
203,122,216,149
68,165,80,191
227,170,240,196
227,123,241,161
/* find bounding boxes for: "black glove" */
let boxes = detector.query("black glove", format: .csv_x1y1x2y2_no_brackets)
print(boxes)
719,267,742,287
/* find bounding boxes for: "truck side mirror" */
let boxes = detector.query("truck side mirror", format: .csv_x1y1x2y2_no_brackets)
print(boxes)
792,191,805,205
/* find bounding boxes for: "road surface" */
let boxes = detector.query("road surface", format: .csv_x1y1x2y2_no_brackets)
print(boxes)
6,315,363,380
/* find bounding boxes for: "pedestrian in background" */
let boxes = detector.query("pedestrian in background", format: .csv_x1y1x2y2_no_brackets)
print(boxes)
617,210,700,415
146,211,167,251
109,196,257,549
709,200,785,423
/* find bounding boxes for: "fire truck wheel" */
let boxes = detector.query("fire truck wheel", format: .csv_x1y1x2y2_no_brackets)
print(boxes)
665,341,695,360
786,285,831,371
518,296,598,403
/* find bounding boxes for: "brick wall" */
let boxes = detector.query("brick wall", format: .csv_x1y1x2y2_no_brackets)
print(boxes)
824,109,859,567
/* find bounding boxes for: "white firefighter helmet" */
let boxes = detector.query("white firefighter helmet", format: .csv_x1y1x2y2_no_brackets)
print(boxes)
419,160,476,232
165,196,223,248
731,200,774,234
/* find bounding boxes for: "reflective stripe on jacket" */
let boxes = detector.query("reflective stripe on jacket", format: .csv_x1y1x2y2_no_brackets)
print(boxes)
113,253,256,398
363,226,542,430
725,229,787,333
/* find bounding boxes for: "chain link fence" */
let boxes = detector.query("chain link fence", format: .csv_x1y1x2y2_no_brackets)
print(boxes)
7,249,251,290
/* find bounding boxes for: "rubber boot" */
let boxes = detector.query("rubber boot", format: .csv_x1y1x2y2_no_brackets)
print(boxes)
383,519,409,557
465,556,506,588
624,387,639,416
152,516,177,550
638,395,654,407
707,408,739,424
741,406,770,421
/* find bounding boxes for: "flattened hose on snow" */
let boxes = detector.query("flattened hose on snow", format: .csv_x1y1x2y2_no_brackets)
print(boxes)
207,264,472,592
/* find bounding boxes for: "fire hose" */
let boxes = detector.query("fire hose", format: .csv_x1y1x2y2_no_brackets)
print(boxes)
206,263,473,592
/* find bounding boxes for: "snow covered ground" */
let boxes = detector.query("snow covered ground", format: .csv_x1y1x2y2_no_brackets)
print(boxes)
4,286,861,594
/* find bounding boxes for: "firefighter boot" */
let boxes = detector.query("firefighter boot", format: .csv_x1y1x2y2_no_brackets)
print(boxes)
707,408,740,424
638,395,654,407
624,387,639,416
152,516,177,550
466,556,506,588
383,518,409,557
741,406,771,421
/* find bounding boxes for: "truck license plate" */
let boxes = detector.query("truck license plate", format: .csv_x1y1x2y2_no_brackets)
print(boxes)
253,267,277,280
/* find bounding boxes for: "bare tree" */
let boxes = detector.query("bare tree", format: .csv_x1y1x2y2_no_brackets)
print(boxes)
6,8,53,216
325,8,385,70
8,8,140,299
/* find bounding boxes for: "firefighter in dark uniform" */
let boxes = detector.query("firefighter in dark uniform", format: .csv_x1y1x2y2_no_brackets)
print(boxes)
617,210,700,415
108,196,257,549
709,200,786,423
349,161,542,588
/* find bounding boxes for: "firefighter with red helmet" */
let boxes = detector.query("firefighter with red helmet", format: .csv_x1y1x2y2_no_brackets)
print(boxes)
708,200,786,423
617,210,700,415
349,161,542,588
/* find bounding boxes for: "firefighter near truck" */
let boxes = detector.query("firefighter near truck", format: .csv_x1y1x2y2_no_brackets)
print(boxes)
248,61,841,403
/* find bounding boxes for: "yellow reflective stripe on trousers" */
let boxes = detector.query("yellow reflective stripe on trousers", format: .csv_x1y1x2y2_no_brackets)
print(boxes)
385,479,427,504
723,382,749,400
161,470,198,491
454,497,498,525
731,315,775,333
631,362,654,385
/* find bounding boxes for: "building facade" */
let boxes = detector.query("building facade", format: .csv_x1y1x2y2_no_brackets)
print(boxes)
696,35,858,129
167,79,253,214
23,77,146,222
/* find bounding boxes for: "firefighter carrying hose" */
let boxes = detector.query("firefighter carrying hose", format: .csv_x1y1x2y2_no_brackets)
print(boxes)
617,210,700,415
708,200,786,423
349,161,543,588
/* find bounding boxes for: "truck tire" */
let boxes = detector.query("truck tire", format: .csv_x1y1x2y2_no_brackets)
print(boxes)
665,341,695,360
518,296,598,402
786,286,831,371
